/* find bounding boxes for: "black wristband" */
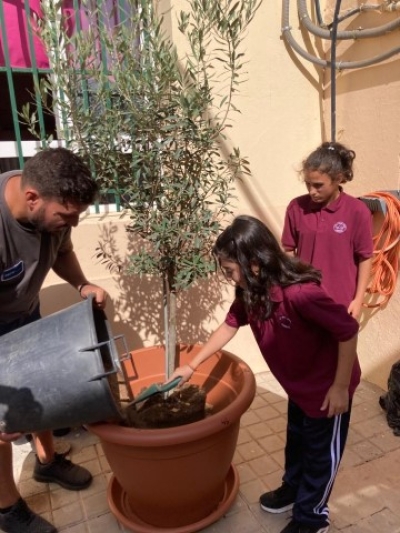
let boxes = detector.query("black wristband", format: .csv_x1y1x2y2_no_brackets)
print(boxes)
78,282,90,296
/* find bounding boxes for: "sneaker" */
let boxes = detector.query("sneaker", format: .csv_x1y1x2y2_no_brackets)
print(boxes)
33,453,92,490
280,518,330,533
0,498,56,533
260,482,297,513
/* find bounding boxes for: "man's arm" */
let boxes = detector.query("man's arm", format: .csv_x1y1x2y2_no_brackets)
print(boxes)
52,250,108,308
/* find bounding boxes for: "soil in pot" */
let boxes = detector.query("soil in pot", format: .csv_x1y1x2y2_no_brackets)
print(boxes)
121,384,209,429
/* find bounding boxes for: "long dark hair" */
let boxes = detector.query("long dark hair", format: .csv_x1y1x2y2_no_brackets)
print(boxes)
213,215,321,319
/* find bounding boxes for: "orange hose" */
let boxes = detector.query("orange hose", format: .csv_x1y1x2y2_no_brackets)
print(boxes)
363,191,400,308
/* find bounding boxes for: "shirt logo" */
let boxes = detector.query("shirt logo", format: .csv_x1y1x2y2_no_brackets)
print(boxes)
333,221,347,234
278,315,292,329
0,260,24,282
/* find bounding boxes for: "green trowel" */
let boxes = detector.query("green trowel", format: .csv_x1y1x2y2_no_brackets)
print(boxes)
129,376,183,406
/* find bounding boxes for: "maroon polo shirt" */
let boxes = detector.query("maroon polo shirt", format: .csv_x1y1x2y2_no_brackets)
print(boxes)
225,283,360,418
281,192,373,307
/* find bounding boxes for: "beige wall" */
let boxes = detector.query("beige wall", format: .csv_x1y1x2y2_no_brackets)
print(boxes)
42,1,399,390
322,0,400,388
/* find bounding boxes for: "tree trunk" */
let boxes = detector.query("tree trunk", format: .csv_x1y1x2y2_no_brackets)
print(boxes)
163,270,177,379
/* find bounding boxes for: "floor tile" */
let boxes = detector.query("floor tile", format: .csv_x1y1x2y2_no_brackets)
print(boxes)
12,376,400,533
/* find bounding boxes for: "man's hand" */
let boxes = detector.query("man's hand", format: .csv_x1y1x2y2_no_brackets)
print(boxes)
0,431,23,443
80,283,108,309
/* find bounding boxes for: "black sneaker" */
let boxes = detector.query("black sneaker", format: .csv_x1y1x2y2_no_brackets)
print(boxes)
260,482,297,513
280,519,330,533
33,453,92,490
0,498,56,533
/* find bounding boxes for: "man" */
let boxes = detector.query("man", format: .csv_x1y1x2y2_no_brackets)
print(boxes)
0,147,108,533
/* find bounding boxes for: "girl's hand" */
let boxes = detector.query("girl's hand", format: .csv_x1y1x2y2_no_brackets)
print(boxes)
347,299,362,321
166,364,195,387
320,384,349,417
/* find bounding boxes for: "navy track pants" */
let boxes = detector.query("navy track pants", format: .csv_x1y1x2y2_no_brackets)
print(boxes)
283,399,352,527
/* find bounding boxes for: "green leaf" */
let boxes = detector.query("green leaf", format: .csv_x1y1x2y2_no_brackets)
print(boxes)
25,0,259,367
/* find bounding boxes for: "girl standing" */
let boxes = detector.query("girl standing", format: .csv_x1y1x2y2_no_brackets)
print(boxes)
170,215,360,533
281,142,373,319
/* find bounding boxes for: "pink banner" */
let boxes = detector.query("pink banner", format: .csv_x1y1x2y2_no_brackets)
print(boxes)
1,1,127,69
1,0,49,68
0,0,81,69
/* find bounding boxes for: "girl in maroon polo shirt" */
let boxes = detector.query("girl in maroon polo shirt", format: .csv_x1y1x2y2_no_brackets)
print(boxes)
281,142,373,320
170,215,360,533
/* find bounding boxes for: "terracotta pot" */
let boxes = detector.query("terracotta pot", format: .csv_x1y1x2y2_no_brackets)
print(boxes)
88,344,256,533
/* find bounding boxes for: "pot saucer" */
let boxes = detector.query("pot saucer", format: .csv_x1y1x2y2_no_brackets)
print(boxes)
107,464,239,533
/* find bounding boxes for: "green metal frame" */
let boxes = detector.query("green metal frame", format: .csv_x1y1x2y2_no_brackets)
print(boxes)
0,0,53,167
0,0,127,212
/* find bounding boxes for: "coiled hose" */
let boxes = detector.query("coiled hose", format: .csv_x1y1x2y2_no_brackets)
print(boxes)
364,191,400,308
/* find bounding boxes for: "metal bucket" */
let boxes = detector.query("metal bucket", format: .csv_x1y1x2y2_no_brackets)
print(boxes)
0,296,127,434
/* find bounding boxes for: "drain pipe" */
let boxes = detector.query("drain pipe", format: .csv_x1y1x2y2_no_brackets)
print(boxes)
314,0,324,26
323,3,384,29
298,0,400,40
330,0,342,142
386,1,400,10
281,0,325,67
315,0,393,29
281,0,400,69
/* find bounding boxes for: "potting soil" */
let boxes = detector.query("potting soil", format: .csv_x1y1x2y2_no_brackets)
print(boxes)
122,384,209,429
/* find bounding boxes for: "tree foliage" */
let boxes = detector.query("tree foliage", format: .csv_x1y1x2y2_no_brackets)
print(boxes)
24,0,261,373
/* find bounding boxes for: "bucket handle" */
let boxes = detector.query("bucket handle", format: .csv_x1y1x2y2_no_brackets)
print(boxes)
79,334,130,381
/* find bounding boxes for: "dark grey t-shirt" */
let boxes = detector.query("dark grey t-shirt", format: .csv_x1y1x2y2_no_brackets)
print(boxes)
0,171,73,324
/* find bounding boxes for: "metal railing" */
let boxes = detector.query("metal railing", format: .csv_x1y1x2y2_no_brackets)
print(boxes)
0,0,54,168
0,0,128,212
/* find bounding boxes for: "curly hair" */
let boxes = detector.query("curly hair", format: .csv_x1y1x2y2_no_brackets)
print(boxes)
213,215,321,319
301,141,356,183
21,147,98,205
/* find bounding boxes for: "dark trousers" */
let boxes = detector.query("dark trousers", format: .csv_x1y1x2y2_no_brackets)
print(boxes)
0,306,41,337
283,399,352,527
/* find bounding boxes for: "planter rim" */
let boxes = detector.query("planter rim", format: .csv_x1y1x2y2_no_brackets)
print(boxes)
88,347,255,447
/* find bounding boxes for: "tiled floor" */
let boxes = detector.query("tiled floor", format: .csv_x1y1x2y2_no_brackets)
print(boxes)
12,373,400,533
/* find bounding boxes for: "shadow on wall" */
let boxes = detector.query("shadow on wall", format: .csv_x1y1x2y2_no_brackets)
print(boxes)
40,276,224,356
94,221,226,351
117,273,225,345
39,283,142,353
39,264,224,358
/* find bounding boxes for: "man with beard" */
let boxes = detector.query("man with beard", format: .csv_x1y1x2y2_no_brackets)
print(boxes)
0,147,108,533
